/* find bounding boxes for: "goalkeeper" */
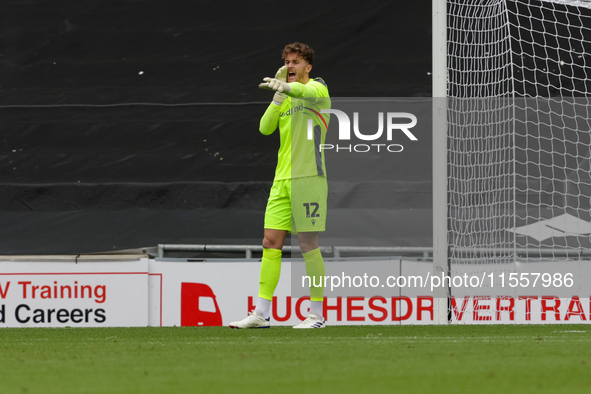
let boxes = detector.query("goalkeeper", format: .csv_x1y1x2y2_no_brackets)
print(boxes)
229,42,330,329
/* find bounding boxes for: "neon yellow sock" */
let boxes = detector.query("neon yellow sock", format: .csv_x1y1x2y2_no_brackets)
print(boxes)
258,248,282,300
303,248,325,301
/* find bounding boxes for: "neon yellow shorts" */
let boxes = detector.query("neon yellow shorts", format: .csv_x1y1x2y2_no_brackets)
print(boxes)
264,176,328,234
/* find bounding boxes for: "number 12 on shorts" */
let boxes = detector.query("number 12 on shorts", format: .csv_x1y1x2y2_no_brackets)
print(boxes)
303,202,320,218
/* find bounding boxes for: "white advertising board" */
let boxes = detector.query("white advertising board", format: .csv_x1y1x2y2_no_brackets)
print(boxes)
150,259,591,326
449,295,590,324
0,257,149,327
2,257,588,327
149,259,434,326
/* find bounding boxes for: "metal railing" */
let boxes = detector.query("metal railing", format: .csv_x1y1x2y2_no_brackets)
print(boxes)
158,244,591,260
158,244,433,259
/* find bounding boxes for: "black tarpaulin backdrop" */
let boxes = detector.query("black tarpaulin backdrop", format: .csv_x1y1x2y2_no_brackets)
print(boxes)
1,0,432,254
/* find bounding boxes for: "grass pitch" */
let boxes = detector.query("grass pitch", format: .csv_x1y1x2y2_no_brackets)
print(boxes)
1,325,590,394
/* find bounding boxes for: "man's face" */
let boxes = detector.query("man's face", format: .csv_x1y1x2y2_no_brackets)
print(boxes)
284,53,312,83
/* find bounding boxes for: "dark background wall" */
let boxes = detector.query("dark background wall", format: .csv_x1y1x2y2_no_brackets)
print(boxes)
0,0,432,254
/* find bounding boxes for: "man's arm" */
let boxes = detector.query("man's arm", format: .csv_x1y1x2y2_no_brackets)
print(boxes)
260,78,327,99
259,66,289,135
285,81,325,98
259,103,280,136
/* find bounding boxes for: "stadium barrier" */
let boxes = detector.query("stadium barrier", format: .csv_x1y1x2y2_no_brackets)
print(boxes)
0,255,149,327
1,248,590,327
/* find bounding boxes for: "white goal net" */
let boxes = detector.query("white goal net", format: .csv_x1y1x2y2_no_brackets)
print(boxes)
444,0,591,322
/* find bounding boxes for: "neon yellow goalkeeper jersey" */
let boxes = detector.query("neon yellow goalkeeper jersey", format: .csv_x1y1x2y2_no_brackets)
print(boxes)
259,78,331,181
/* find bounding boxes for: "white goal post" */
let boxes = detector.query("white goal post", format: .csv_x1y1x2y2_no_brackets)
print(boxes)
432,0,449,325
432,0,591,324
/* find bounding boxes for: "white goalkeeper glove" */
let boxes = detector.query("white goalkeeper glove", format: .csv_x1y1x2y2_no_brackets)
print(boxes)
274,65,288,82
259,66,292,105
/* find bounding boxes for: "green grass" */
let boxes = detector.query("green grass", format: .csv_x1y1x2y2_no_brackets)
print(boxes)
0,325,590,394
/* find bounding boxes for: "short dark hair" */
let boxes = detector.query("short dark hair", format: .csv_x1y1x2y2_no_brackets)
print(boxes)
282,42,314,65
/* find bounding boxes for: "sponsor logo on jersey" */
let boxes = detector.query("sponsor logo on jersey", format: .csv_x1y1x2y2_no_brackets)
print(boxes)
280,103,305,117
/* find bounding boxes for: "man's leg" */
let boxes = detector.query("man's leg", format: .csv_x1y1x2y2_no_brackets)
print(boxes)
291,176,327,328
298,231,319,253
255,229,287,318
297,231,326,324
229,179,291,329
229,229,287,329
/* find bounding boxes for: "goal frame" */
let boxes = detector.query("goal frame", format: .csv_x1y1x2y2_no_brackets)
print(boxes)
432,0,449,324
